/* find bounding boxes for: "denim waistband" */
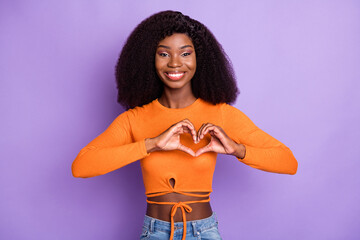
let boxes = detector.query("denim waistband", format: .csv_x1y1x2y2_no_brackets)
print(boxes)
143,212,218,236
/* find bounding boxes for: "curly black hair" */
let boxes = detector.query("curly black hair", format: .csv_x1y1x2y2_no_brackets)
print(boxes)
115,10,239,110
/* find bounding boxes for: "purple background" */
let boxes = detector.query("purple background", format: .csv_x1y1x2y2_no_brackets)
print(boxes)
1,0,359,239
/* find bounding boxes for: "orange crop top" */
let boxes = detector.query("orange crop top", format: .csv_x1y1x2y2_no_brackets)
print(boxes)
72,98,298,240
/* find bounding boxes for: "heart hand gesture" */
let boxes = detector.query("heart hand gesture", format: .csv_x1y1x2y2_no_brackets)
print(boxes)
148,118,198,157
194,123,241,157
146,119,245,158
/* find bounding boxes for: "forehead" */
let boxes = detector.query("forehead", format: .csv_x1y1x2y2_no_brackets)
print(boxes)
157,33,194,47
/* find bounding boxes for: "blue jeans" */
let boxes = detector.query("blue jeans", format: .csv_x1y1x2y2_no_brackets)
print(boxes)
140,212,222,240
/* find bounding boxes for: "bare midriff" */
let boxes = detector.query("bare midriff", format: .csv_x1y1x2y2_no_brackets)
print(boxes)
146,179,212,240
146,191,212,222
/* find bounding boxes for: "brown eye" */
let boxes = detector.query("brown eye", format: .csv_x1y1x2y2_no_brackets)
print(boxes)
181,51,193,57
158,52,169,57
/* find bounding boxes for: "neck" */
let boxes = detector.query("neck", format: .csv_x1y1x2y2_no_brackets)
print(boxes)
158,89,197,109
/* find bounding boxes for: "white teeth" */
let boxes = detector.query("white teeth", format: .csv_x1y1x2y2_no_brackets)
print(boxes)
167,73,184,77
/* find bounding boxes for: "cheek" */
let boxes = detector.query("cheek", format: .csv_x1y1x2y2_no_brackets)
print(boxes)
191,54,197,69
183,55,196,69
188,57,197,71
155,58,164,72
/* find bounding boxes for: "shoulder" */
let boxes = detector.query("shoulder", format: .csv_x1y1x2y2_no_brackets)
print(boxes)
197,99,249,118
217,101,247,117
218,102,258,130
116,98,157,120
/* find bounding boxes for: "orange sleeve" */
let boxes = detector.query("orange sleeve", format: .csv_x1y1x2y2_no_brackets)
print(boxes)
71,111,150,178
221,104,298,175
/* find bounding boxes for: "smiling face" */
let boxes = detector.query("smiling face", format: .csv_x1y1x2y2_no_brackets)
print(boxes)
155,33,196,92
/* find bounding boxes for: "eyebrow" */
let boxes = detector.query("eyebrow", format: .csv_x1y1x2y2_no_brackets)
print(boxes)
157,45,193,49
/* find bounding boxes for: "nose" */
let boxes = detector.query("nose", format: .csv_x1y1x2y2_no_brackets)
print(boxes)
167,55,182,68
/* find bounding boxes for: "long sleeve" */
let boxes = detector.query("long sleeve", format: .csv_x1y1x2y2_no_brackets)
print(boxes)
221,104,298,175
71,110,150,178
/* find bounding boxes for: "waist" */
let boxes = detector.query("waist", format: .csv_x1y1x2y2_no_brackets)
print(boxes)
146,191,212,222
146,190,211,240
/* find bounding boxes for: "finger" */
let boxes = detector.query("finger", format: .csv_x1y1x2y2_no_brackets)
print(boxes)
175,120,194,135
181,125,195,135
172,126,185,135
173,121,194,137
181,123,192,133
178,144,195,157
197,123,206,142
158,121,191,147
199,123,215,140
204,126,228,143
181,119,198,142
183,128,191,133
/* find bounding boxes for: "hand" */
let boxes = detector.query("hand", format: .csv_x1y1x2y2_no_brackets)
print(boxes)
195,123,244,157
150,119,198,157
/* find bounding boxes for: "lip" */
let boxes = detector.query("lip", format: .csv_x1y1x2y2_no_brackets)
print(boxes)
164,71,185,81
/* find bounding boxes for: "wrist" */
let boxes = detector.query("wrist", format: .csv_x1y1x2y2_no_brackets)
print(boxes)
145,138,157,153
234,143,246,159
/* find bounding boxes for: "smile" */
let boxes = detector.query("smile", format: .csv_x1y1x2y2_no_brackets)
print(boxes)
165,72,185,81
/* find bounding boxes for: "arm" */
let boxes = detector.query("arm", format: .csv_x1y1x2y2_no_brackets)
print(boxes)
71,111,150,178
221,104,298,175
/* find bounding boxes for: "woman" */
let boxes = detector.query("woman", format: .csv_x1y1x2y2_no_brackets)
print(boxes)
72,10,298,240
